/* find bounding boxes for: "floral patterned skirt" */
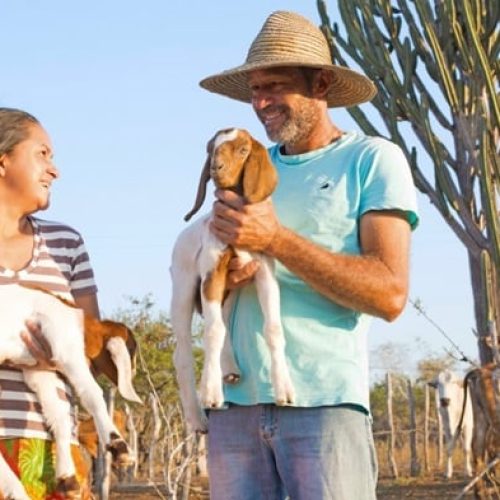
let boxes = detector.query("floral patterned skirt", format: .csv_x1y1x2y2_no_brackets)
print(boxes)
0,438,92,500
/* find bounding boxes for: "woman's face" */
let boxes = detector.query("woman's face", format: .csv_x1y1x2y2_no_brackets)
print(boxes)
0,123,59,213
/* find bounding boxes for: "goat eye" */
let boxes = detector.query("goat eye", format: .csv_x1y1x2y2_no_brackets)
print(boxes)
239,147,249,156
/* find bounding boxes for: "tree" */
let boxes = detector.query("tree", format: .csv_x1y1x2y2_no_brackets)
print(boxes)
109,296,205,484
416,354,456,382
317,0,499,365
111,295,204,406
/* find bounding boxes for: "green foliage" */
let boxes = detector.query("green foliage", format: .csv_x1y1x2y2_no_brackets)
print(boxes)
416,355,456,383
370,380,390,433
110,295,204,409
317,0,500,364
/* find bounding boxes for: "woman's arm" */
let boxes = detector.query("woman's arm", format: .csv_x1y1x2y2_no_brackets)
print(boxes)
74,293,100,319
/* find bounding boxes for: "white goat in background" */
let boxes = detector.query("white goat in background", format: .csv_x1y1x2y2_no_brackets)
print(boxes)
430,369,473,478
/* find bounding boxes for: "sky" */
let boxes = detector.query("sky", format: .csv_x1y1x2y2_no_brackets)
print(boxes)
0,1,478,375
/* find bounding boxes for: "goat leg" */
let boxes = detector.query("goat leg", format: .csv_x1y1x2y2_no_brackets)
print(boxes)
221,291,240,384
171,221,210,432
199,247,234,410
199,295,226,409
23,370,79,490
61,360,132,468
0,453,30,500
254,256,295,406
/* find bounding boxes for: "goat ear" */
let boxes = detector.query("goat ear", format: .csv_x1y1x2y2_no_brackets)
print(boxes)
87,319,119,384
184,137,215,222
105,334,142,404
242,138,277,203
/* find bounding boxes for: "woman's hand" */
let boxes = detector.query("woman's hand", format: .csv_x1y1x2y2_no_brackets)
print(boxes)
19,320,57,371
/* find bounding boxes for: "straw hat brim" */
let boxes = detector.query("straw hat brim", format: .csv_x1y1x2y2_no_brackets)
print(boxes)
200,61,377,108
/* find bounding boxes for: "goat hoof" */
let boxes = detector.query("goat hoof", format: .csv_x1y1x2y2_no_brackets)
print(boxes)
55,475,81,498
275,393,295,406
223,373,240,384
107,433,132,467
276,399,290,406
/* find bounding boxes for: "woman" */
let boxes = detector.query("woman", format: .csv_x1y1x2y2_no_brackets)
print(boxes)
0,108,98,499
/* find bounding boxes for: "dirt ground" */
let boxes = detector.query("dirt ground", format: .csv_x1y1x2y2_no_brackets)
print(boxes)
109,475,474,499
377,476,472,498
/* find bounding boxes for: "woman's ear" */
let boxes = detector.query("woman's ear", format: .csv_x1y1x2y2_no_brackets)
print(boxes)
0,154,7,177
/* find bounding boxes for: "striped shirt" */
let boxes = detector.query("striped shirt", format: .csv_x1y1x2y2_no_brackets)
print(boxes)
0,216,98,441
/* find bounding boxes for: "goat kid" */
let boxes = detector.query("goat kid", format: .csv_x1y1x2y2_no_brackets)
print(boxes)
0,284,142,500
170,128,295,433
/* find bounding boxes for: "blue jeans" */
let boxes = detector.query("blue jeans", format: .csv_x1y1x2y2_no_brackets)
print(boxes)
207,404,378,500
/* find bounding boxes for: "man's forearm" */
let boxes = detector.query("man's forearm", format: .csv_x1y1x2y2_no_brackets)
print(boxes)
266,226,408,321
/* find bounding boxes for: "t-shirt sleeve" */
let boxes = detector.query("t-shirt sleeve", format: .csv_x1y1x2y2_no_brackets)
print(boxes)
70,233,98,297
359,139,419,229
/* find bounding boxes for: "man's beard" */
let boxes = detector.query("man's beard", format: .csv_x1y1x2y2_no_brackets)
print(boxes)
263,99,320,147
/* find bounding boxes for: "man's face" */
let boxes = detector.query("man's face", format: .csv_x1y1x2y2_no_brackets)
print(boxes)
247,67,322,147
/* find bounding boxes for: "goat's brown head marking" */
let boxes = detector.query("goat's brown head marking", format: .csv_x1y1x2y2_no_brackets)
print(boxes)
84,315,137,385
184,128,277,221
242,136,277,203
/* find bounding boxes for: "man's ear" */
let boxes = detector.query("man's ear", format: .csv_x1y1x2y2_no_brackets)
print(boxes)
312,70,333,100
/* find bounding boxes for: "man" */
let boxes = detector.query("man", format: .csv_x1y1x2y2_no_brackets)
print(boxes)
200,11,418,500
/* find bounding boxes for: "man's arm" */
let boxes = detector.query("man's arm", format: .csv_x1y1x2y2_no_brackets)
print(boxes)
211,190,411,321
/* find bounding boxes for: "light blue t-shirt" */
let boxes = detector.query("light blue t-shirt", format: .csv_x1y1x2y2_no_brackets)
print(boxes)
225,131,419,413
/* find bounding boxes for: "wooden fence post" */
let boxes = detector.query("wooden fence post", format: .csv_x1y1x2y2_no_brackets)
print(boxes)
95,387,115,500
424,383,430,474
148,393,162,484
123,403,138,482
386,372,398,478
434,388,443,467
407,379,421,477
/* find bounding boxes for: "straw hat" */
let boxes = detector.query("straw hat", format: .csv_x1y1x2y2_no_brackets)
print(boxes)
200,11,377,108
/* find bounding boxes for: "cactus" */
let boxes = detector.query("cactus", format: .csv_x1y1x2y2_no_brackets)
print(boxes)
317,0,499,365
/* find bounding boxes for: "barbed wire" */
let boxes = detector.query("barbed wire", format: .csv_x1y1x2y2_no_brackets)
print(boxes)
410,298,479,367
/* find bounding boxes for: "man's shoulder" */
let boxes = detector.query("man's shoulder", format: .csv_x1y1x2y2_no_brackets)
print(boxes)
347,131,400,153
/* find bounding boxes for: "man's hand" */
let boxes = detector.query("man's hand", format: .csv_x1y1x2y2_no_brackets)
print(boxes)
210,189,280,252
19,320,57,371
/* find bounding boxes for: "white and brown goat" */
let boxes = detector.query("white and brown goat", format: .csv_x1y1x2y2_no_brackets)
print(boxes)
170,128,295,433
0,284,142,500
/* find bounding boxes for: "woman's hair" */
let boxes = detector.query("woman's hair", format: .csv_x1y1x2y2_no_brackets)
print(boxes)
0,108,39,156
